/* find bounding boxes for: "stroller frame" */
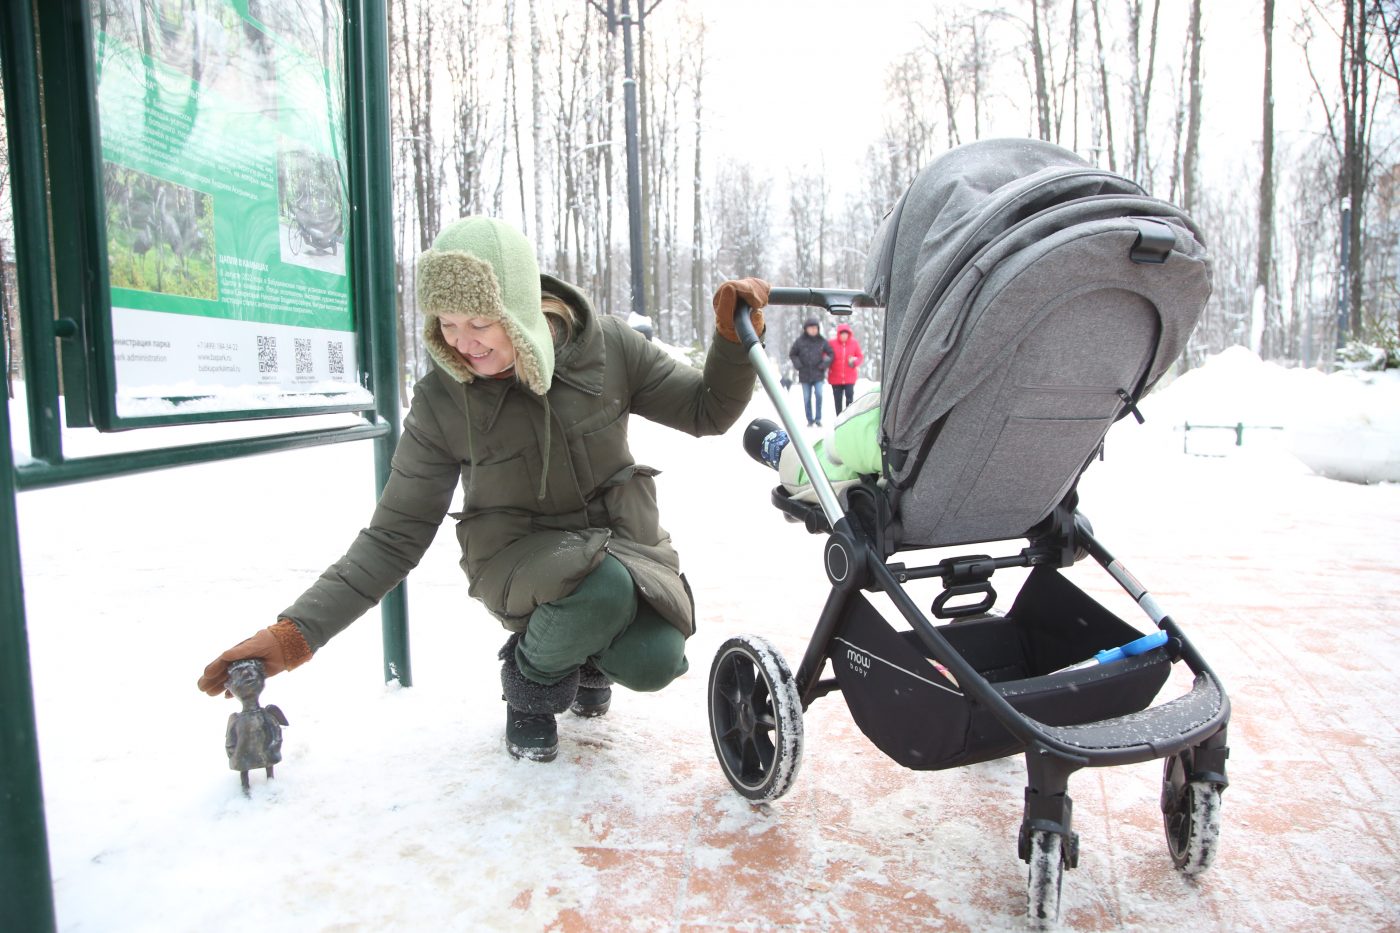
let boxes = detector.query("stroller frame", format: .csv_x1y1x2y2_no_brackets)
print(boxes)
710,291,1230,922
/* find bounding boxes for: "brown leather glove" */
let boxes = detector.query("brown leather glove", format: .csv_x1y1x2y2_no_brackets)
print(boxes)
198,618,313,697
713,277,770,342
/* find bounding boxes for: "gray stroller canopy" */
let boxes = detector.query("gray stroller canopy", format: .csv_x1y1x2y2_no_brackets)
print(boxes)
864,138,1211,549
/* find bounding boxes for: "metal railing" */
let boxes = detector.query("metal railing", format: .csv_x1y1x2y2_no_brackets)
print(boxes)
1179,421,1285,456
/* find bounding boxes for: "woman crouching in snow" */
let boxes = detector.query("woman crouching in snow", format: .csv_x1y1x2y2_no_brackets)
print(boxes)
198,216,770,762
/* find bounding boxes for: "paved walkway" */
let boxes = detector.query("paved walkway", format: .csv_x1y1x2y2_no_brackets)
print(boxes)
524,455,1400,931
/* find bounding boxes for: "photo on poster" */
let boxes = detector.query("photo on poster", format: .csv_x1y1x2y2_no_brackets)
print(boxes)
277,147,346,277
92,0,278,122
104,162,219,301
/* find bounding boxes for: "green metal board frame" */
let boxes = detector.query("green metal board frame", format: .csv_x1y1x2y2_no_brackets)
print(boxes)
1,2,407,930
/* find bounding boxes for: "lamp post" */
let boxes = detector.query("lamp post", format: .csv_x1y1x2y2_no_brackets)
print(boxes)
589,0,651,321
1337,196,1351,352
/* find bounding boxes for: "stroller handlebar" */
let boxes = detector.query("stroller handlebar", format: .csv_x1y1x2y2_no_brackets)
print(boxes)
731,287,880,352
766,287,879,314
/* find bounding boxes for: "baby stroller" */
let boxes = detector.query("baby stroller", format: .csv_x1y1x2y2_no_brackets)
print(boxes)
709,139,1230,923
288,193,342,256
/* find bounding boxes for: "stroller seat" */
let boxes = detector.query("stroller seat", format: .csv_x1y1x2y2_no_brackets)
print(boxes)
870,138,1210,550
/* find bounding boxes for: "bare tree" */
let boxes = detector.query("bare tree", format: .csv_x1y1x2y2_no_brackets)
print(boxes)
1126,0,1163,186
530,0,546,259
881,53,939,184
443,2,492,219
1186,181,1258,366
388,0,444,385
644,35,685,340
1285,143,1343,365
1180,0,1203,214
1256,0,1278,356
966,13,994,139
1030,0,1053,138
1089,0,1118,170
709,161,772,344
545,7,614,305
1300,0,1391,343
503,0,528,225
688,17,707,347
788,170,830,289
920,10,969,148
394,0,439,254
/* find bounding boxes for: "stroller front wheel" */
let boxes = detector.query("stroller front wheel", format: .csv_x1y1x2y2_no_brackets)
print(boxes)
1025,829,1065,924
707,635,804,801
1162,750,1223,874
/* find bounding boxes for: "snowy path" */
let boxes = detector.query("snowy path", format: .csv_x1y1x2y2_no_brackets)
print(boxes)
14,373,1400,931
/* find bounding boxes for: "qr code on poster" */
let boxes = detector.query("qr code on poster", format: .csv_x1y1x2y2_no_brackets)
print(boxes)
295,337,313,374
257,335,277,373
327,342,345,376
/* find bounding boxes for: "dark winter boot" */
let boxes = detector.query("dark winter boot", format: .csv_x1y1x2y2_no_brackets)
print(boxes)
499,635,579,762
571,660,612,718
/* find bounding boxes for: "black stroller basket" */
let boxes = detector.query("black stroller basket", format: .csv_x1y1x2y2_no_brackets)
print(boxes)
708,139,1229,926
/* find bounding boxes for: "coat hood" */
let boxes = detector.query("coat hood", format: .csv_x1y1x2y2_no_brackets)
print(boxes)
417,216,554,395
835,323,854,339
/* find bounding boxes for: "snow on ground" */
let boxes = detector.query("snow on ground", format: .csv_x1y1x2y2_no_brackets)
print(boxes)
11,347,1400,930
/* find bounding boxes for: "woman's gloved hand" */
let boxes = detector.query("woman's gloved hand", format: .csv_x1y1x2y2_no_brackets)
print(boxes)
712,278,770,342
197,618,313,696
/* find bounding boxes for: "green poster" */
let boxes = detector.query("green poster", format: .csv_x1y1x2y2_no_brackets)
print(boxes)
91,0,364,412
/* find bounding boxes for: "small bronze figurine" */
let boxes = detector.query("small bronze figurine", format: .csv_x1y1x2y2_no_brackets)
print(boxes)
224,659,289,794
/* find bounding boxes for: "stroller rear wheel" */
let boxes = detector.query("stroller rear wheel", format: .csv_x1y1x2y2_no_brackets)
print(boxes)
708,635,803,801
1161,750,1223,874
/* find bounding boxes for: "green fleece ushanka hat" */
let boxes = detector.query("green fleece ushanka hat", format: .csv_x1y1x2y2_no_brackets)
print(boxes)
417,216,553,394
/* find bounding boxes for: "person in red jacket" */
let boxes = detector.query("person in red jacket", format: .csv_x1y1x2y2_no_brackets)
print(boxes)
827,323,864,416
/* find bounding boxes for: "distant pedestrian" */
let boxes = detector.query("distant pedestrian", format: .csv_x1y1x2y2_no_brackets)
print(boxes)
827,323,864,416
789,315,834,426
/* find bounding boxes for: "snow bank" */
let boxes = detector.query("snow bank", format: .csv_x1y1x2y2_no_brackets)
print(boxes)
1139,347,1400,484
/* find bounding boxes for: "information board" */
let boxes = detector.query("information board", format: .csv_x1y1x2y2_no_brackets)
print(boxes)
90,0,367,417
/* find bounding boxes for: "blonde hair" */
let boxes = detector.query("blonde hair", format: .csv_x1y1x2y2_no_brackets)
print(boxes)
542,294,577,345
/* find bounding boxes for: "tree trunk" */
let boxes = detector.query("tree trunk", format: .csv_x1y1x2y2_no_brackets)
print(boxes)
1090,0,1116,170
1255,0,1276,356
1340,0,1370,340
1030,0,1052,139
530,0,545,259
503,1,528,233
1128,0,1162,185
1181,0,1203,214
690,25,706,346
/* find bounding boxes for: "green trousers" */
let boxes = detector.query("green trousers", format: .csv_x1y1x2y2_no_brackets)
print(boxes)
515,554,688,691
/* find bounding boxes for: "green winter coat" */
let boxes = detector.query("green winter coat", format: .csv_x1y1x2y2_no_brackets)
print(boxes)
282,275,756,650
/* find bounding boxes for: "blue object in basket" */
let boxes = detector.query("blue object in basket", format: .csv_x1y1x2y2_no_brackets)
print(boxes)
1058,630,1169,673
1094,630,1169,664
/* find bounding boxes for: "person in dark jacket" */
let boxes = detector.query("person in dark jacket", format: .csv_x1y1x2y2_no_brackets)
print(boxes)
826,322,864,416
198,216,770,763
788,316,834,426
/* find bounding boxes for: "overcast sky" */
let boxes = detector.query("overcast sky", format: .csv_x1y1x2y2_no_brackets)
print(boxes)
692,0,1318,201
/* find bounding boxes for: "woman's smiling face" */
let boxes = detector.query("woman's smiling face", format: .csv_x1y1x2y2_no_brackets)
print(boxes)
439,313,516,377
